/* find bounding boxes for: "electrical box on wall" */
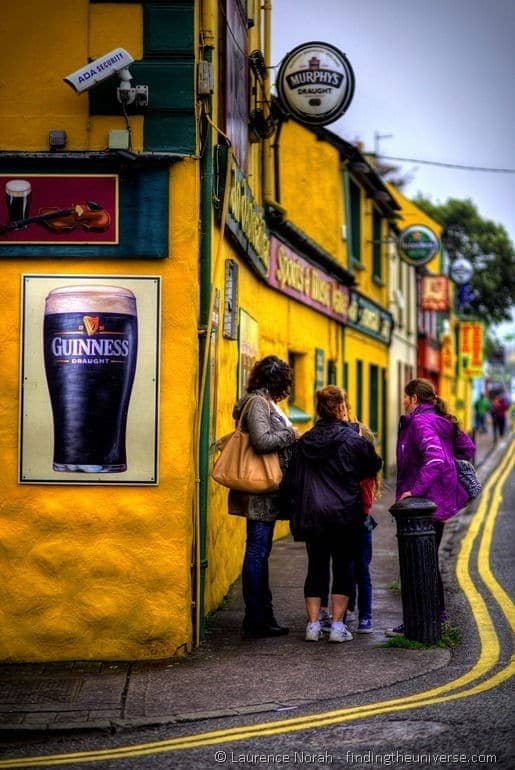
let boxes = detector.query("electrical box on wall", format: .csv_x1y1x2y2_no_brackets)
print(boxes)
197,61,214,95
108,130,130,149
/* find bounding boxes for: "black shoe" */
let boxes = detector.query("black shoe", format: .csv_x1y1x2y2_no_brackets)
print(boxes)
242,622,289,638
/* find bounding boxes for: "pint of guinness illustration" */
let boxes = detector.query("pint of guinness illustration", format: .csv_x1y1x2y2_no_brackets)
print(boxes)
44,285,138,472
5,179,32,226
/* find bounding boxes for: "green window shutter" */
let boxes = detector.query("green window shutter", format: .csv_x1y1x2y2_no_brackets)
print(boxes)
144,3,194,57
369,364,379,433
356,359,363,422
349,178,361,264
373,209,382,280
315,348,325,391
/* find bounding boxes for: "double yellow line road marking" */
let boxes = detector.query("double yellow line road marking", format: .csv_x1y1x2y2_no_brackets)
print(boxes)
2,443,513,767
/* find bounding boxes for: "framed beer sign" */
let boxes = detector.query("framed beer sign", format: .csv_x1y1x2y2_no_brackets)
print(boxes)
1,175,118,244
19,275,160,485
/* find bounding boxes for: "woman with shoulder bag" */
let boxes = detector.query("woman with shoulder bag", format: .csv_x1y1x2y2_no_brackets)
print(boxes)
387,378,475,636
229,356,298,638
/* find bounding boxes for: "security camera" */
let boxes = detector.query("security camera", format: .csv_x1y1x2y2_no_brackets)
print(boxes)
64,48,134,93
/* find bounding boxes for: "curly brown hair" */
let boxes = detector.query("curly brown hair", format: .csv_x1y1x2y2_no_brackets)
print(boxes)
246,356,293,401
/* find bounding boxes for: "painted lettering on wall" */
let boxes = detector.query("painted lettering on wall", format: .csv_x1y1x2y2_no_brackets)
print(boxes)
268,237,350,323
228,165,270,274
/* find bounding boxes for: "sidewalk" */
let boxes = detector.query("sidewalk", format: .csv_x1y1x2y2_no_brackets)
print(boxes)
0,430,507,735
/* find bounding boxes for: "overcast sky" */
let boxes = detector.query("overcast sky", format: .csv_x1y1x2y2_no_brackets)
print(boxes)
271,0,515,250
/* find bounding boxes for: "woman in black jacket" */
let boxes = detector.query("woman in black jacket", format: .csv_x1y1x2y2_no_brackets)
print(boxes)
285,386,382,643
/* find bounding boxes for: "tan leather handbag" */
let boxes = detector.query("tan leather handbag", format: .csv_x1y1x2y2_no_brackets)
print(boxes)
211,397,282,493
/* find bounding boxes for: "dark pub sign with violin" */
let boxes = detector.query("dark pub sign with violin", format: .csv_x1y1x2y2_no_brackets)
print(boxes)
1,175,118,244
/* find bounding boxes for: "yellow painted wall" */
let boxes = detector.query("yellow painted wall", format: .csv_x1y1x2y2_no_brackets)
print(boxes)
0,164,200,663
0,1,144,152
0,3,200,661
279,121,347,270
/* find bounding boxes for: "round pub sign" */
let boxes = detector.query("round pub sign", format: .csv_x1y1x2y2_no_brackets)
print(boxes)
398,225,440,267
276,42,355,126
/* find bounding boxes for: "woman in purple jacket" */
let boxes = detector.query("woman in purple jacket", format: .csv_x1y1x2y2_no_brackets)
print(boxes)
390,378,475,634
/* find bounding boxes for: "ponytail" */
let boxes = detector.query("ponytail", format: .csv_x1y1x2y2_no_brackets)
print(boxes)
434,395,458,425
405,378,458,425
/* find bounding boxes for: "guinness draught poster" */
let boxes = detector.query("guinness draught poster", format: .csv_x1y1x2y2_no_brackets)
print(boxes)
20,275,160,484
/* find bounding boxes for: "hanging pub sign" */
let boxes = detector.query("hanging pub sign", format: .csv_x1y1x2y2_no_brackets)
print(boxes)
459,321,484,378
276,42,355,126
398,225,440,267
420,275,449,312
450,255,474,285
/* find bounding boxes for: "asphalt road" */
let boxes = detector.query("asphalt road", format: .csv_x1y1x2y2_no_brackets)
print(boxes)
1,447,513,770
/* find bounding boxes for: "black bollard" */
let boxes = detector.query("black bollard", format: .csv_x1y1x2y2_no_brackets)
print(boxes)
390,497,441,644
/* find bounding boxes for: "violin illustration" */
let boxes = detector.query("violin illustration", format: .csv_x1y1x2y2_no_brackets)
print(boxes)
0,201,110,235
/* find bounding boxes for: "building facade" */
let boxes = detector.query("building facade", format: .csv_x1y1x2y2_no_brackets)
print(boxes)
0,1,468,662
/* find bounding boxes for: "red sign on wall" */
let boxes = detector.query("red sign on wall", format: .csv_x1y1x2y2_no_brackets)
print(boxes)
420,275,449,312
459,321,484,377
0,175,118,244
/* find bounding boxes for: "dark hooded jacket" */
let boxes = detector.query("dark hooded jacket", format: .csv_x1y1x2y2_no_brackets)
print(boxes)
282,418,383,540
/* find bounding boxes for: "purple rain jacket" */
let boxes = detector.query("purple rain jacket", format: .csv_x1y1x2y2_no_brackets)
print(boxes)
396,403,475,521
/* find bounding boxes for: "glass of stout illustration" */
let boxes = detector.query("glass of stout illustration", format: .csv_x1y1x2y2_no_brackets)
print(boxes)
44,285,138,472
5,179,32,226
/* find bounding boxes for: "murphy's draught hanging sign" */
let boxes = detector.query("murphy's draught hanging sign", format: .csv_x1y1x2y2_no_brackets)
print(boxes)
276,42,355,126
398,225,440,267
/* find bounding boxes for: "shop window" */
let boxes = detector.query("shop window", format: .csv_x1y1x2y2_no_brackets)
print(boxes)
327,359,337,385
288,352,311,424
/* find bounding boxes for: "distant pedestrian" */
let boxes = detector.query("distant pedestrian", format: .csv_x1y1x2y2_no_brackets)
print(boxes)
282,386,382,643
386,378,475,636
491,393,510,438
229,356,298,639
474,393,491,434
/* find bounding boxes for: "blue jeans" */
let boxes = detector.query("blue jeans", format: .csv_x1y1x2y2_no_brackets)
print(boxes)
349,529,373,620
242,519,276,628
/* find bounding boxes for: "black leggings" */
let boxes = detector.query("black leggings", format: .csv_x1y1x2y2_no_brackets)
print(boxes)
304,527,359,598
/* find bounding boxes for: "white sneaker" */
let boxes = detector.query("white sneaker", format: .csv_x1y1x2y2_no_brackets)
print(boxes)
318,608,332,633
329,623,353,643
305,621,323,642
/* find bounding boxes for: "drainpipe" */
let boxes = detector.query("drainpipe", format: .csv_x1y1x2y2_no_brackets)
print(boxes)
195,1,216,646
262,0,282,213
